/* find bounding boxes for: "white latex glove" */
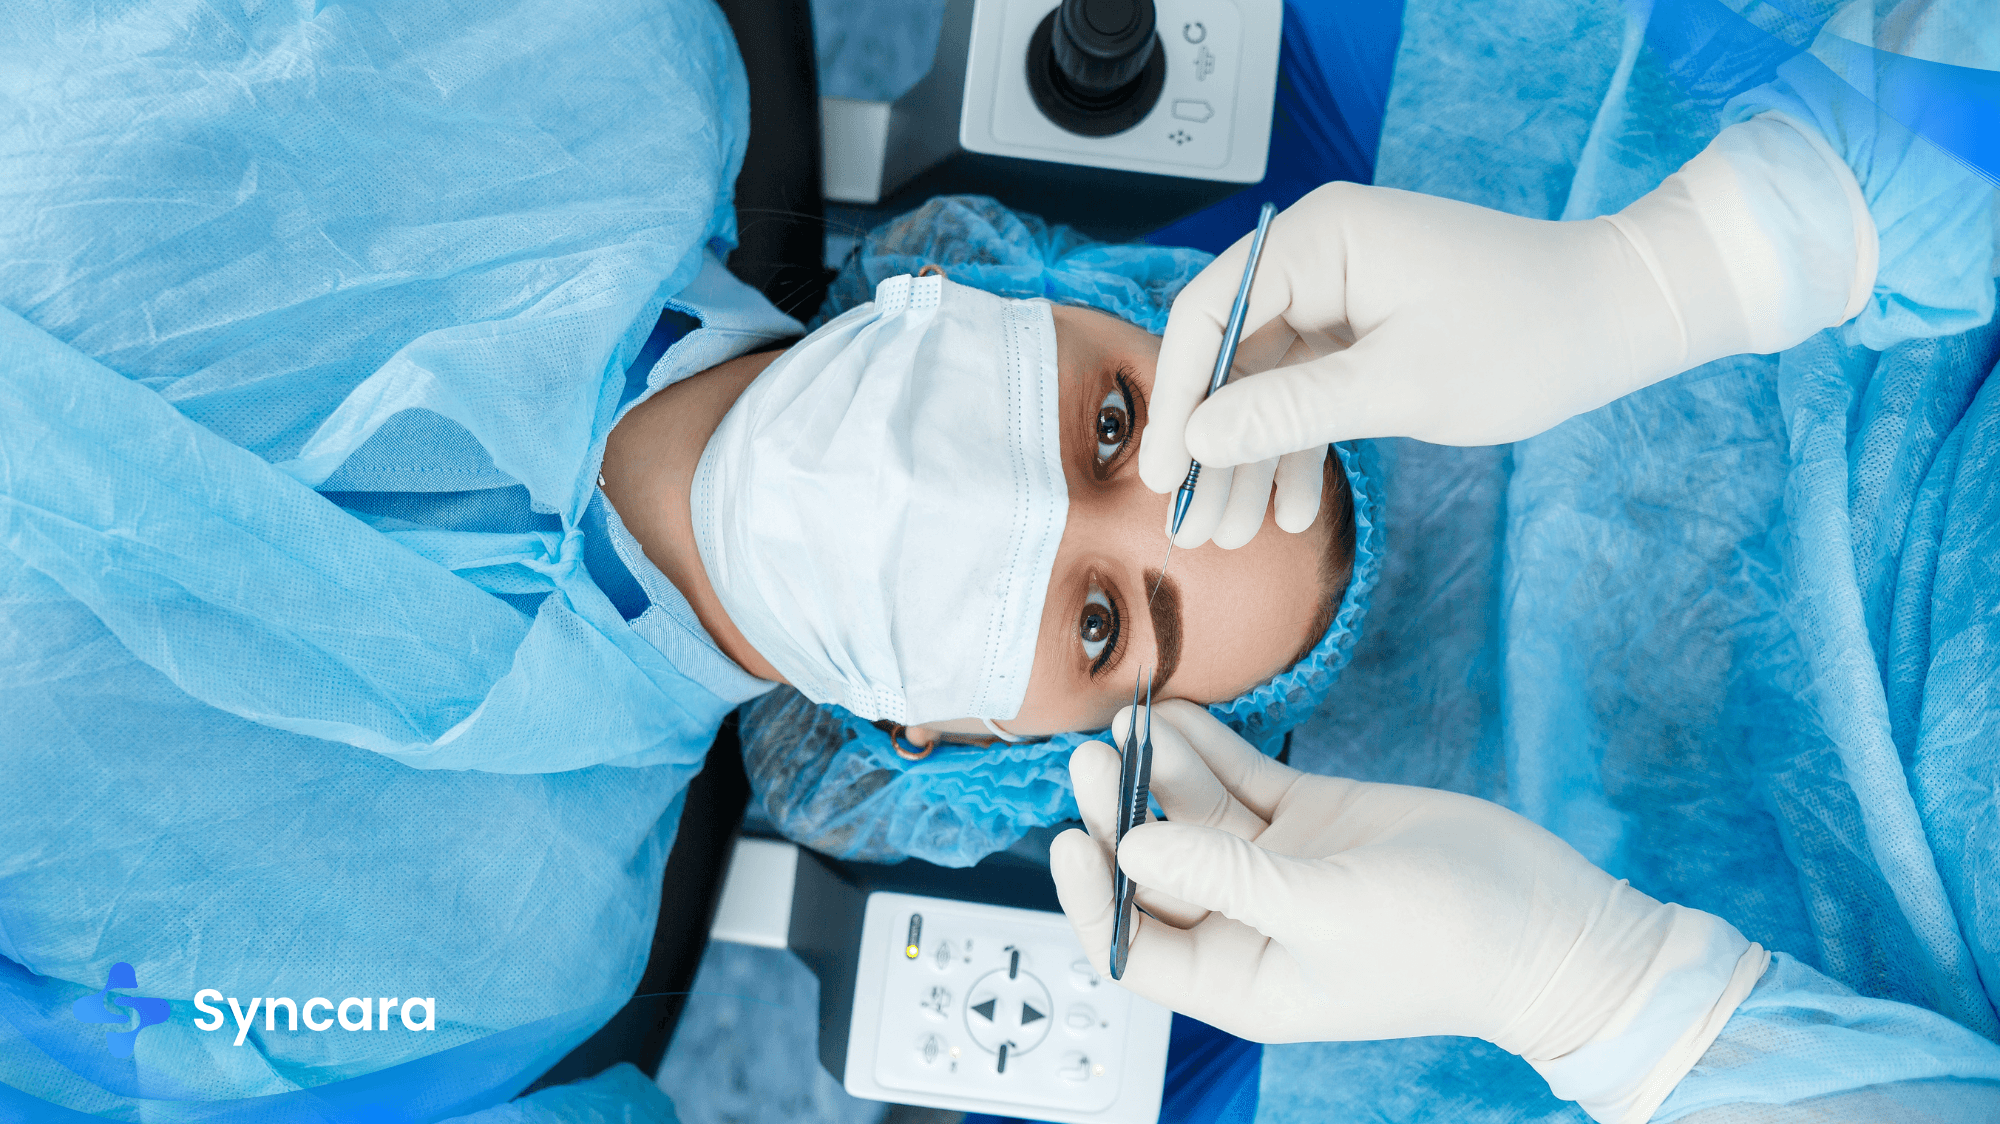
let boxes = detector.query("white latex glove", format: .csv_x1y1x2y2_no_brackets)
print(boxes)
1144,113,1877,548
1053,700,1770,1124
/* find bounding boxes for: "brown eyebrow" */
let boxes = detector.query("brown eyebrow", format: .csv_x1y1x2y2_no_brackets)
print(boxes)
1143,569,1182,694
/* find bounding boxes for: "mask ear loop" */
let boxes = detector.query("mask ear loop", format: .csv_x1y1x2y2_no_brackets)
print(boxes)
981,717,1026,743
888,725,936,761
916,264,946,278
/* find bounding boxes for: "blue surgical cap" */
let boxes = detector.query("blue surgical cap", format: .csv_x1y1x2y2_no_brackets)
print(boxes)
742,196,1384,867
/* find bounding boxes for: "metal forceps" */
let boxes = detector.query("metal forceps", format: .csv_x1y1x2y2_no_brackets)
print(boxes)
1108,667,1155,981
1167,200,1278,540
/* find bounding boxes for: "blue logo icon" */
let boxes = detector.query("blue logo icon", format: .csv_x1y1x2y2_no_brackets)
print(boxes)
72,962,169,1058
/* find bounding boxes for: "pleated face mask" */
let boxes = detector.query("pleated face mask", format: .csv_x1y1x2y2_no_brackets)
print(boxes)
694,273,1068,725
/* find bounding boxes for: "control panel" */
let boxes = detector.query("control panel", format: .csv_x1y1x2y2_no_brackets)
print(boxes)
843,892,1172,1124
959,0,1281,183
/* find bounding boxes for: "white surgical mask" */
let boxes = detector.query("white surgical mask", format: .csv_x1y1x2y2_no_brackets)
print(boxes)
693,273,1067,725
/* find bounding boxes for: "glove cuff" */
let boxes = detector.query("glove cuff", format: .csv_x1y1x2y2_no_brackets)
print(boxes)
1522,898,1769,1124
1605,113,1874,372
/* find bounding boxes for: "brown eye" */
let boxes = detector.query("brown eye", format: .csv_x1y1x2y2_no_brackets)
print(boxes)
1095,389,1130,462
1080,585,1116,665
1081,606,1111,643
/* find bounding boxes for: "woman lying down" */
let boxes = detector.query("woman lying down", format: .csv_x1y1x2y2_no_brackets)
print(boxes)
1,4,1364,1122
0,181,1371,1116
599,268,1358,757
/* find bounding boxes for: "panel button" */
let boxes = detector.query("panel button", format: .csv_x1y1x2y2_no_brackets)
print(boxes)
964,968,1054,1055
1172,99,1213,123
1066,1004,1097,1033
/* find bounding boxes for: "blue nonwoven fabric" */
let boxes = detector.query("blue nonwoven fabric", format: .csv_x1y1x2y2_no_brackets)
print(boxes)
442,1063,680,1124
819,196,1216,334
748,200,1383,865
0,0,751,775
1267,0,2000,1119
0,0,762,1117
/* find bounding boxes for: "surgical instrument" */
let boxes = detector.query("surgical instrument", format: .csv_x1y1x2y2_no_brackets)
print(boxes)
1167,200,1277,540
1109,666,1155,981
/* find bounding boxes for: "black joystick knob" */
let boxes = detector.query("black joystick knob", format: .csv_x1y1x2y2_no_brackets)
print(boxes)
1054,0,1156,98
1027,0,1166,137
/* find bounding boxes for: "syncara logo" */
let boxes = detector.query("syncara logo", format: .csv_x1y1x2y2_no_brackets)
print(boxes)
72,962,170,1058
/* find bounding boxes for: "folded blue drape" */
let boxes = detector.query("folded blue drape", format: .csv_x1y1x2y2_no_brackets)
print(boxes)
1,0,753,1115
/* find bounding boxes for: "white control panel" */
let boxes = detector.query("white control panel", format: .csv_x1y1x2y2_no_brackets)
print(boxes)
843,892,1173,1124
959,0,1281,183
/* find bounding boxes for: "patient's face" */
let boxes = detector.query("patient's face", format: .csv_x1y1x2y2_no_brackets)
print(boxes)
914,305,1331,743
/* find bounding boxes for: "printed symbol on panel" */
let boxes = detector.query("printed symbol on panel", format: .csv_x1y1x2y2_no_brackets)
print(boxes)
1065,1003,1098,1032
920,985,953,1020
1172,99,1213,123
918,1033,947,1066
1059,1051,1092,1082
1021,1002,1045,1025
1069,958,1101,990
971,996,997,1021
933,939,955,971
1193,44,1216,81
1182,21,1206,43
1169,130,1193,146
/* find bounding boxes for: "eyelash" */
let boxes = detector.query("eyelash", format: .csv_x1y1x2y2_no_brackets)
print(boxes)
1094,368,1140,470
1080,580,1124,676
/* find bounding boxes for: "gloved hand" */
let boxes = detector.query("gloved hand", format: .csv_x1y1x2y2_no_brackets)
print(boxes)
1053,700,1769,1124
1144,113,1874,549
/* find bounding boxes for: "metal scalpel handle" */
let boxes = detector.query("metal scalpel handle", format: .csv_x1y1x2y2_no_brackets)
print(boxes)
1109,668,1155,981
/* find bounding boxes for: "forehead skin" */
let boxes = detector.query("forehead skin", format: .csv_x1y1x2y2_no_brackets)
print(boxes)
1000,303,1330,736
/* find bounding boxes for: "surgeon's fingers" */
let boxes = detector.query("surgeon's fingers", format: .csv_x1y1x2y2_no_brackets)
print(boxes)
1152,700,1304,824
1184,330,1431,465
1112,705,1269,842
1068,741,1126,868
1090,882,1308,1043
1119,821,1325,950
1143,200,1357,494
1212,456,1278,549
1272,447,1327,533
1085,715,1208,928
1165,461,1232,549
1051,827,1117,968
1049,827,1212,977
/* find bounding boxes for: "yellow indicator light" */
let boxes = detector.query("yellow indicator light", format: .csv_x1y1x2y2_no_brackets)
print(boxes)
905,945,919,958
905,913,923,958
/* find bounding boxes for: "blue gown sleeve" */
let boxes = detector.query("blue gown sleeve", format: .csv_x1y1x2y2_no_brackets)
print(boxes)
1717,0,2000,350
1655,953,2000,1121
